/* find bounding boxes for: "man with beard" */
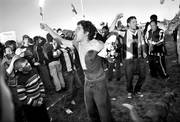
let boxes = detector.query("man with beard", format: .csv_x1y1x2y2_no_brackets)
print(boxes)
14,58,50,122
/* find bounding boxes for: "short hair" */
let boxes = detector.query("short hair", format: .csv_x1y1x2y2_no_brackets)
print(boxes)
150,14,157,21
57,28,62,33
14,58,27,71
127,16,136,24
46,33,53,42
102,25,109,31
28,38,34,45
22,35,30,40
5,40,17,52
33,36,46,45
77,20,97,40
150,20,158,25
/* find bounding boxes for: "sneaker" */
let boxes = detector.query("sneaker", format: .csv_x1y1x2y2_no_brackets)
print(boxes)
127,93,133,99
111,98,117,101
135,92,144,98
71,100,76,105
65,108,73,114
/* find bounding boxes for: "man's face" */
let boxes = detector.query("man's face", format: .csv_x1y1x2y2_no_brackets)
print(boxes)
4,47,14,59
5,47,13,55
128,18,137,30
74,24,87,42
19,60,32,73
23,38,29,47
150,22,157,31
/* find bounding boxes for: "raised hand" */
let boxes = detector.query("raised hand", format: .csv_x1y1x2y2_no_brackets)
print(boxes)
40,23,49,31
11,55,20,62
116,13,123,20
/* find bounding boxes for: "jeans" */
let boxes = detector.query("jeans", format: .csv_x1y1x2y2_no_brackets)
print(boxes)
63,71,82,107
108,58,121,80
49,61,65,91
23,104,50,122
124,58,146,93
84,76,114,122
37,64,53,92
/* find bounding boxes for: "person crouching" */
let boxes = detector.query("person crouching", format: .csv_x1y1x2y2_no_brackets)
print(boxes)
14,58,50,122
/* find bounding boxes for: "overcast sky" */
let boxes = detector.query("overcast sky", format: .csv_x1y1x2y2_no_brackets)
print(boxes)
0,0,179,40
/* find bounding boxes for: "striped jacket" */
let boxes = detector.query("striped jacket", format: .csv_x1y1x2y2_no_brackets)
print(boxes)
16,69,45,106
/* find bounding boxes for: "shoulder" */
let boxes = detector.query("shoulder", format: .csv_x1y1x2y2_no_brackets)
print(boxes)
90,39,104,52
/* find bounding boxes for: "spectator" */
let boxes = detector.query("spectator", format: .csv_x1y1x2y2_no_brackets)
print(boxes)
33,36,52,93
47,38,65,92
14,58,50,122
147,20,169,79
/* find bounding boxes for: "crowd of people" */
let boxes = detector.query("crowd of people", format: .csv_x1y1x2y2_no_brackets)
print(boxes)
0,13,172,122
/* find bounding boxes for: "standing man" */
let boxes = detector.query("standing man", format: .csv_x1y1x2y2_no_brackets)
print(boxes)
110,15,147,99
147,20,169,79
40,20,114,122
124,16,147,99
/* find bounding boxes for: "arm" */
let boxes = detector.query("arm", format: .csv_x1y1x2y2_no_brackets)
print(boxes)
6,55,20,75
109,13,123,32
40,23,73,47
138,30,147,58
156,29,165,45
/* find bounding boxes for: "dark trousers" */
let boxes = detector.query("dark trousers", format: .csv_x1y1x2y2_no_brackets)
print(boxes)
9,86,25,122
148,55,168,78
37,64,53,92
84,79,114,122
63,71,82,107
124,58,146,93
23,104,50,122
108,58,121,80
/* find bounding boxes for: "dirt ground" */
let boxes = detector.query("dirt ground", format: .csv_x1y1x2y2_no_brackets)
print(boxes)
46,35,180,122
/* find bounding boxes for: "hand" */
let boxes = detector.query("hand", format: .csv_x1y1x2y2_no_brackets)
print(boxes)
143,52,147,58
40,23,48,31
37,97,43,106
116,13,123,20
151,41,156,45
12,55,20,62
34,62,40,66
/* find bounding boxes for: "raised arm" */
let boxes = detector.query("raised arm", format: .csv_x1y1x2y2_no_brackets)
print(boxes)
40,23,73,47
109,13,123,32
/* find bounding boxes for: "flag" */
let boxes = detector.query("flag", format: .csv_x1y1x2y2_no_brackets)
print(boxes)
40,7,43,16
71,4,77,15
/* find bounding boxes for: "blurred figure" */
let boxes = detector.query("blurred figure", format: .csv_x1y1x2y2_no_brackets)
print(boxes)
0,42,5,61
0,65,14,122
1,40,25,122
